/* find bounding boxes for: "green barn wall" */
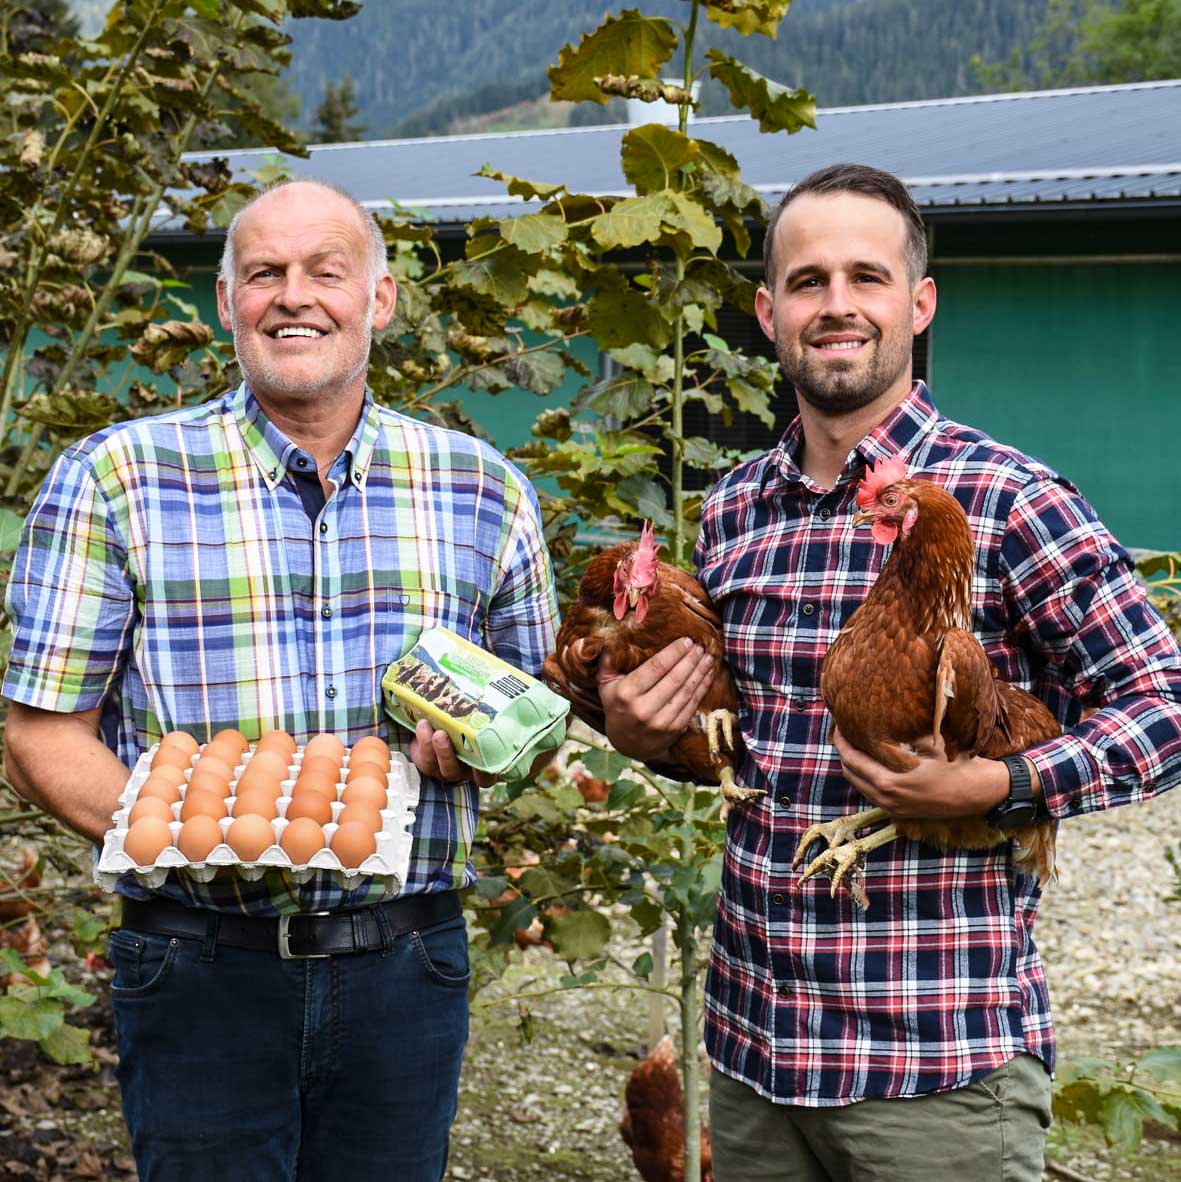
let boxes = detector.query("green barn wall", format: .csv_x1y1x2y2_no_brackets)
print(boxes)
928,260,1180,551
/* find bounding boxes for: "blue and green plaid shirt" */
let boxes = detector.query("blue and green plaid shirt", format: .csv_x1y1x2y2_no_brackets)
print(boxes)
4,383,558,915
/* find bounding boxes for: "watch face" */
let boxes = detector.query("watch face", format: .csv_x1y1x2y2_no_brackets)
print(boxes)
992,801,1039,829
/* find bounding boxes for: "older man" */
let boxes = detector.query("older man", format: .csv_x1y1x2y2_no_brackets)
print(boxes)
4,180,558,1181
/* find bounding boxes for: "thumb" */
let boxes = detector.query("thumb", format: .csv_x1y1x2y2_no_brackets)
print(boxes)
597,653,623,685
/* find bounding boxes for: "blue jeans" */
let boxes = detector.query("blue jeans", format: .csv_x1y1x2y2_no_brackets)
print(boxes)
109,911,470,1182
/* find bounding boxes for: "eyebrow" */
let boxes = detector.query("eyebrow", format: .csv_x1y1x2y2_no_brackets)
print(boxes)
783,259,895,287
239,247,354,274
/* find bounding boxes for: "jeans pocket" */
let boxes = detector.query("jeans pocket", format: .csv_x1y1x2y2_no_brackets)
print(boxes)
410,917,471,988
109,929,180,997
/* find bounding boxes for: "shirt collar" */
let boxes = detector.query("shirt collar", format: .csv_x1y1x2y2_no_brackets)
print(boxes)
229,382,382,492
770,381,939,492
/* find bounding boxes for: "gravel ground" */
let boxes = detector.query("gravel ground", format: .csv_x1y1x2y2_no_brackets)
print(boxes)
448,788,1181,1182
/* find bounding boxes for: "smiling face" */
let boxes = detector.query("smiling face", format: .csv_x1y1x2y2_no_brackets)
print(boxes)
216,182,396,411
756,191,935,418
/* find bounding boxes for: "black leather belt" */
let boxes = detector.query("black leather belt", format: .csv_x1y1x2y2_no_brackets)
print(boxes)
119,892,462,960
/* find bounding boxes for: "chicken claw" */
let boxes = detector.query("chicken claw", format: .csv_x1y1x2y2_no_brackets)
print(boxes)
792,810,896,909
704,709,764,811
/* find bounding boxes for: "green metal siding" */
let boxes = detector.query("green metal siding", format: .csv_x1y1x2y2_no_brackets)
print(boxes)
929,261,1180,551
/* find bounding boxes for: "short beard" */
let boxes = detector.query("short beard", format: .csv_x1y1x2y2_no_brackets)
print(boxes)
779,321,912,416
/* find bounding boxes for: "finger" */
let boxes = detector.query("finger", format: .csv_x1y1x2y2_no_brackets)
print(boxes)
410,719,441,777
431,729,464,782
650,651,716,732
616,638,704,694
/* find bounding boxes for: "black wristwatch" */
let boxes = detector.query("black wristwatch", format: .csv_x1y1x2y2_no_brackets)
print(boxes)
986,755,1040,829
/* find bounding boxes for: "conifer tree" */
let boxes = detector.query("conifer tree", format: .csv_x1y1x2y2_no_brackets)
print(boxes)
311,69,367,143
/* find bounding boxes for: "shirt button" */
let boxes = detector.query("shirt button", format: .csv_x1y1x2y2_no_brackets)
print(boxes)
1068,797,1082,811
776,983,792,997
321,606,332,619
771,892,785,906
319,522,328,535
793,696,805,710
296,457,309,468
802,603,815,616
819,507,831,519
325,686,337,699
777,794,792,809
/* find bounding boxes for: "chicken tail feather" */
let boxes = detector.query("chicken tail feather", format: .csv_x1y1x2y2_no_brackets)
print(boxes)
1012,821,1057,884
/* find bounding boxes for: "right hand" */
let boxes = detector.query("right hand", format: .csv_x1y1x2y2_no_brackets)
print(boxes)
597,638,715,762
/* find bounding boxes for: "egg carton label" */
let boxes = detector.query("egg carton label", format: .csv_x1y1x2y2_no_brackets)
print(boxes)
382,626,568,779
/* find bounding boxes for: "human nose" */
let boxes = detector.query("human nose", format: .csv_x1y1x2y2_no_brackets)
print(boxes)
275,268,314,311
818,275,857,320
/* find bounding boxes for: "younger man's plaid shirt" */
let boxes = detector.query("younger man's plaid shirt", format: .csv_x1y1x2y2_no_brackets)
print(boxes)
4,383,558,916
696,382,1181,1106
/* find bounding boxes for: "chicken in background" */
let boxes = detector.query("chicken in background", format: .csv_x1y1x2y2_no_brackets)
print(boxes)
620,1035,713,1182
795,455,1059,907
542,523,760,808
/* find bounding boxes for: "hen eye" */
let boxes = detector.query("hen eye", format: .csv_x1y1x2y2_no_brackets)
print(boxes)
882,493,898,507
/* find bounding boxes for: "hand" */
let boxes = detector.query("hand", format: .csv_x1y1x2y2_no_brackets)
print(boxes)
597,638,715,762
830,727,1010,819
409,720,498,788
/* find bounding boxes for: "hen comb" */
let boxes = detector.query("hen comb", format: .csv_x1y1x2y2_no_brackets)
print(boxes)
856,455,908,508
633,521,661,576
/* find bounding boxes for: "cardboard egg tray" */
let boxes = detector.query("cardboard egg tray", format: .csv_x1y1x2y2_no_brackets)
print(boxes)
94,744,422,892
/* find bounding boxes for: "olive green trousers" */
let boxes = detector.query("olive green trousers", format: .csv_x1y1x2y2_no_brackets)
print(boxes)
708,1054,1052,1182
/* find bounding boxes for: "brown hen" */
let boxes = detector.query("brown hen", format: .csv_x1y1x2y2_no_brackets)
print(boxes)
541,524,759,806
619,1035,713,1182
795,456,1058,907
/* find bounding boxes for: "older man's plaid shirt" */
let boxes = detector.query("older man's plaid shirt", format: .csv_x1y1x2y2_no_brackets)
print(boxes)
4,383,557,916
696,382,1181,1106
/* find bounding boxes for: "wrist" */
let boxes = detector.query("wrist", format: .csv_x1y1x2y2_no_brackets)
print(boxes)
986,754,1040,829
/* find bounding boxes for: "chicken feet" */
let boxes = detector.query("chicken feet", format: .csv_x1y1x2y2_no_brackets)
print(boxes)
705,709,763,805
792,809,897,910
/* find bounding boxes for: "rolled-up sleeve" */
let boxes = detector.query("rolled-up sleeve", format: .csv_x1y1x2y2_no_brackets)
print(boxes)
1000,476,1181,816
3,451,134,712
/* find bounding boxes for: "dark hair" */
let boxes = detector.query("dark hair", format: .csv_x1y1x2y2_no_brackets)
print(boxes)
762,163,928,290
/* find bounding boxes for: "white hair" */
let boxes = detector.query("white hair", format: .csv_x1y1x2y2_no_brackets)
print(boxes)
218,178,390,294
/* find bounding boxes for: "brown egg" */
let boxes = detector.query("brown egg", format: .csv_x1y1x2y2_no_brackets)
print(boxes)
177,814,223,862
255,730,296,760
285,793,333,826
330,821,376,868
194,752,236,782
280,817,326,864
226,814,275,861
232,790,279,820
151,743,194,772
340,777,387,810
129,796,175,825
211,728,250,756
349,736,391,769
298,753,341,783
293,769,338,800
345,759,387,784
235,764,284,799
187,769,232,799
179,789,227,823
138,778,183,806
201,738,244,769
243,748,291,781
142,764,187,790
123,817,174,866
337,802,381,831
159,730,200,758
303,733,345,762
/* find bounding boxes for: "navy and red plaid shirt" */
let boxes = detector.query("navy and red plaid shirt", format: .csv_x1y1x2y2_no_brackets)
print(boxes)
696,382,1181,1106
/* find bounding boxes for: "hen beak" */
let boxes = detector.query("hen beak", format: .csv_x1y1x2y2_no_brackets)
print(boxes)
851,510,875,527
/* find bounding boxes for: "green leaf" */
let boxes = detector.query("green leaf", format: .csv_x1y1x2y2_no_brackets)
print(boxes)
702,0,794,38
500,213,568,254
581,748,637,783
489,896,537,945
591,194,667,249
1138,1045,1181,1081
545,908,611,962
0,508,24,554
1101,1090,1145,1150
475,165,566,203
41,1022,92,1066
0,948,27,976
518,865,580,902
587,287,670,350
632,951,654,979
616,474,671,528
452,246,530,307
628,898,665,937
548,10,678,104
475,874,509,900
505,350,567,395
621,125,700,195
0,995,63,1042
577,370,655,419
683,436,731,469
706,51,817,134
728,377,776,428
662,192,723,253
528,269,581,299
607,779,646,811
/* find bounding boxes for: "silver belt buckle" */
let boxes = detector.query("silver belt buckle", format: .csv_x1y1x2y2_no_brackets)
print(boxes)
278,911,332,960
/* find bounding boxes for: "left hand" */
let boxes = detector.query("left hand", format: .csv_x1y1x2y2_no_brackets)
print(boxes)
409,720,499,788
830,727,1009,819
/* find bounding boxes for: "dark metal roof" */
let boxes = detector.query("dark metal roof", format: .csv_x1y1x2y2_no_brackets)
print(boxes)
159,80,1181,237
